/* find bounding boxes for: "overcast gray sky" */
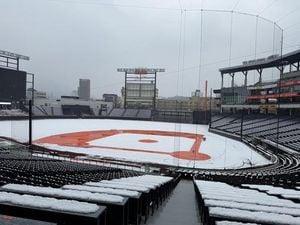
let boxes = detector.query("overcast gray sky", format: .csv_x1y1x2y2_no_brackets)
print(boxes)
0,0,300,98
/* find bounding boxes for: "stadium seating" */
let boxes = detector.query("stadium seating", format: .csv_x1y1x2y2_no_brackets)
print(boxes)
108,108,152,120
175,116,300,188
0,191,107,225
108,108,126,117
194,179,300,225
0,140,179,225
123,109,139,118
192,148,300,187
136,109,152,119
210,114,300,152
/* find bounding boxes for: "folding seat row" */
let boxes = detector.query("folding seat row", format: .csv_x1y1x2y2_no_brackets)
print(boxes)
194,179,300,225
0,190,106,225
0,152,145,188
210,114,300,153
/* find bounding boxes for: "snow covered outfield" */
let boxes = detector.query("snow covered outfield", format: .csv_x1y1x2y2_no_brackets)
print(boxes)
0,119,270,169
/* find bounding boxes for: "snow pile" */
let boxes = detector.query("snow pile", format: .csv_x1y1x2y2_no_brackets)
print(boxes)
216,221,259,225
117,175,173,186
242,184,300,199
63,184,140,197
205,199,300,217
86,182,149,192
0,191,99,214
2,184,124,203
0,109,27,116
93,175,174,192
106,180,156,190
209,207,300,225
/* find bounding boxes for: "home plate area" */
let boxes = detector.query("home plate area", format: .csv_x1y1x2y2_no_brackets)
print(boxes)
35,129,211,161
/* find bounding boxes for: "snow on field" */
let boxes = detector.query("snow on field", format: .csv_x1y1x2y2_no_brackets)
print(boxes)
89,133,194,153
0,119,270,169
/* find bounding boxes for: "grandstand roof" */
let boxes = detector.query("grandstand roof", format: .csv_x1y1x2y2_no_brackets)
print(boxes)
219,49,300,74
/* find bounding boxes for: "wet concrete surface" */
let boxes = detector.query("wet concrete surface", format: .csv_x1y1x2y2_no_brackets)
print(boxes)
146,179,202,225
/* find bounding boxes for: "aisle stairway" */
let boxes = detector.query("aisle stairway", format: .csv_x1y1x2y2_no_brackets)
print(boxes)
146,179,202,225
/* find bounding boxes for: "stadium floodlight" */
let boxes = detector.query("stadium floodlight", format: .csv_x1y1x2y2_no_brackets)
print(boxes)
117,68,165,74
0,50,30,61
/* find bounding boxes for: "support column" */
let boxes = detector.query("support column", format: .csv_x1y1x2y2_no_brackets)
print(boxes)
124,72,127,109
153,72,157,109
230,73,235,105
221,73,224,89
242,71,248,86
257,69,262,84
230,73,235,88
16,58,19,70
29,100,32,146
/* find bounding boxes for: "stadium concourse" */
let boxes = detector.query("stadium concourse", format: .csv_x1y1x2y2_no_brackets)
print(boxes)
0,117,299,225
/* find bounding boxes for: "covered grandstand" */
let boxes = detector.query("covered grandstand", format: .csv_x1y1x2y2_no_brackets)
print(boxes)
218,49,300,115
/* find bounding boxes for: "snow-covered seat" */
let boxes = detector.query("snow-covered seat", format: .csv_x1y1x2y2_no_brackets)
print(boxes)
194,179,300,225
86,181,150,193
215,221,260,225
209,207,300,225
0,191,106,225
1,183,127,225
84,174,175,224
242,184,300,201
63,184,141,225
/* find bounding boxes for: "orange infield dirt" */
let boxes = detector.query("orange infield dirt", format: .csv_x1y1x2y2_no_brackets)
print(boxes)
34,130,211,160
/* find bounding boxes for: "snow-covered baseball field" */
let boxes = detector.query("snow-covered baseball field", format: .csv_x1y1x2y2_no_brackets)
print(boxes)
0,119,270,169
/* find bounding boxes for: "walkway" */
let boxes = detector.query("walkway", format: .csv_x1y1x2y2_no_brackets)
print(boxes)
146,179,202,225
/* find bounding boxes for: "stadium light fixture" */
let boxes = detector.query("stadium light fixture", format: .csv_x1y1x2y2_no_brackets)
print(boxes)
0,50,30,61
117,68,165,74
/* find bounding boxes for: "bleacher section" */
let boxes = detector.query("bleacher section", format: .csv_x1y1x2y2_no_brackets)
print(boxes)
0,139,178,225
108,108,126,117
62,105,93,116
108,108,152,120
30,105,93,117
174,129,300,187
194,179,300,225
0,109,28,117
152,110,193,123
213,148,297,185
137,109,152,119
6,106,152,120
0,156,141,187
210,114,300,152
123,109,139,118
